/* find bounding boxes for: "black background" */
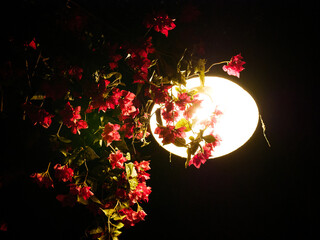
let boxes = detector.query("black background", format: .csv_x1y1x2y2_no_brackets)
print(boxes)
0,0,318,239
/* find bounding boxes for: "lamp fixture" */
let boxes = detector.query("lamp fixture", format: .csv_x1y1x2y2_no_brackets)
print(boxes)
149,76,259,159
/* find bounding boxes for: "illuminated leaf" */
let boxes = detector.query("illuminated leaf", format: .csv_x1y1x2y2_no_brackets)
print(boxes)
175,118,191,132
174,137,186,147
155,108,163,126
203,134,216,143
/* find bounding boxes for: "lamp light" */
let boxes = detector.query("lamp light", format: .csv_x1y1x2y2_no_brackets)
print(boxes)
149,76,259,159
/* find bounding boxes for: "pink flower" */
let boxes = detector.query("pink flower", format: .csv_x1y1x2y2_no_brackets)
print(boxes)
79,186,94,200
144,12,176,37
119,208,147,227
188,135,221,168
134,160,151,182
108,150,127,169
223,54,246,78
128,182,152,205
54,164,74,182
101,122,121,146
60,102,88,134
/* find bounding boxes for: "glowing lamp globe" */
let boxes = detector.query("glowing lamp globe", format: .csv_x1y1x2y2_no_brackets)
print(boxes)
149,76,259,159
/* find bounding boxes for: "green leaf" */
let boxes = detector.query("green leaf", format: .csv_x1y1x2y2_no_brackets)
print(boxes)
84,146,99,161
88,226,104,235
100,208,115,217
175,118,191,132
203,134,216,143
57,135,72,143
125,162,138,179
174,137,186,147
128,177,139,191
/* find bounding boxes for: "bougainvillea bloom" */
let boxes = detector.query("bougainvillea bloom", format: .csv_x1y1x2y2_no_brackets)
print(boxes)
128,182,152,205
60,102,88,134
144,12,176,37
68,66,83,81
119,208,147,227
188,135,221,168
134,160,151,182
23,102,54,128
79,186,94,200
154,125,186,145
54,164,74,182
223,54,246,78
102,122,121,146
30,172,54,188
108,150,127,169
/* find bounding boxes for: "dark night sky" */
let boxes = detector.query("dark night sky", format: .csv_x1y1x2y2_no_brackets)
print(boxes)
0,0,318,239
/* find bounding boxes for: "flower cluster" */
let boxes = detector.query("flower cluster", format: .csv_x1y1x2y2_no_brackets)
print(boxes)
21,6,247,239
60,102,88,134
23,102,54,129
223,53,246,78
144,12,176,37
126,37,155,84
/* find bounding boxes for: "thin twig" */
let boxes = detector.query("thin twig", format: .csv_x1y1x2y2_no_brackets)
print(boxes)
260,114,271,147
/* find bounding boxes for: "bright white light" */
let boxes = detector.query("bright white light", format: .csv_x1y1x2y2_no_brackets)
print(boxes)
149,76,259,159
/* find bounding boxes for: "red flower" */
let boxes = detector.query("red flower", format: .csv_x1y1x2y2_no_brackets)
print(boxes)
109,54,122,70
134,161,151,182
30,172,54,188
101,122,121,146
79,186,94,200
23,102,54,128
175,92,192,110
145,85,172,104
128,182,152,205
144,12,176,37
161,101,179,123
56,194,77,207
108,150,127,169
68,66,83,81
54,164,74,182
223,54,246,78
25,38,37,50
119,208,147,227
154,125,186,145
189,135,221,168
60,102,88,134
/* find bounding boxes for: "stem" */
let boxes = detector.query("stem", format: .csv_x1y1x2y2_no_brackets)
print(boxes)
205,61,229,74
84,160,89,184
56,122,63,136
109,144,117,153
45,162,52,174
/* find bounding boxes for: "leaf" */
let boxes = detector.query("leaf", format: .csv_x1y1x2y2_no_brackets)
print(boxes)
125,162,138,179
77,195,89,205
57,135,72,143
84,146,99,161
203,134,216,143
128,177,139,191
88,226,104,235
100,208,115,218
174,137,186,147
155,108,163,126
175,118,191,132
90,195,103,205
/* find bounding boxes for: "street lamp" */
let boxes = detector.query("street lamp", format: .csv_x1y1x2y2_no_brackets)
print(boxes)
149,76,259,159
